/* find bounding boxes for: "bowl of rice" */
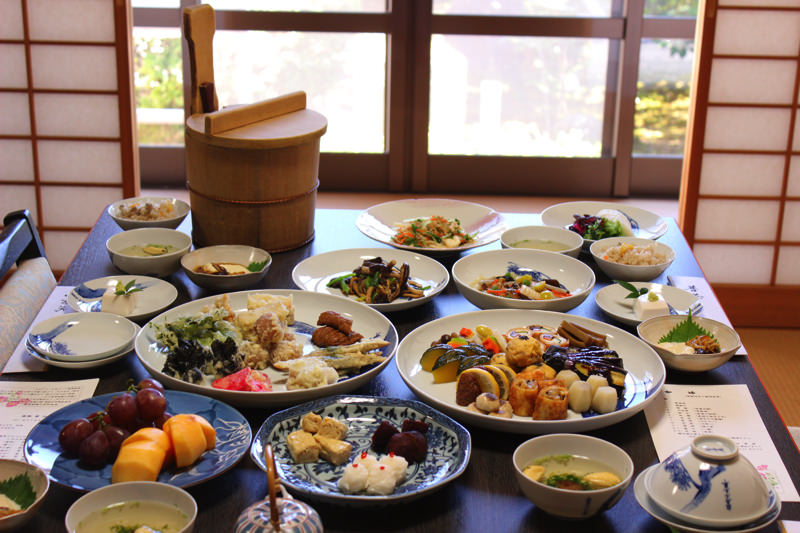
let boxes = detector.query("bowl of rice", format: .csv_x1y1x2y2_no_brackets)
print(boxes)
589,236,674,281
108,196,190,230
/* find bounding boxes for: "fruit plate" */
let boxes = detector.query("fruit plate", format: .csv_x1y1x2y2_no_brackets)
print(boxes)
251,395,470,506
540,201,668,251
68,275,178,322
291,248,450,312
355,198,507,255
23,390,251,492
135,290,398,407
595,282,700,327
395,309,666,434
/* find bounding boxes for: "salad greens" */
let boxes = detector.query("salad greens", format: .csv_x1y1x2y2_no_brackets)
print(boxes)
151,308,238,351
0,473,36,510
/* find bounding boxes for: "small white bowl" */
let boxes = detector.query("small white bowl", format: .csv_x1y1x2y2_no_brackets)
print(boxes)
500,225,583,258
108,196,190,230
644,435,771,528
107,227,192,278
637,314,741,372
0,459,49,532
452,248,595,312
65,481,197,533
512,433,633,519
590,236,675,281
181,245,272,291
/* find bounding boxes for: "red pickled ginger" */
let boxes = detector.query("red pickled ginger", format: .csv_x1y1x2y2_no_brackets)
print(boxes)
212,367,272,392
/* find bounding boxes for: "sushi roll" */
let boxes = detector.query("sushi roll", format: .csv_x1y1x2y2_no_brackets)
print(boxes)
532,384,569,420
568,380,592,413
592,385,618,414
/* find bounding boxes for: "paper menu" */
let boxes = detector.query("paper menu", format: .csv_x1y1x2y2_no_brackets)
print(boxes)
644,384,799,502
0,378,98,461
3,285,75,373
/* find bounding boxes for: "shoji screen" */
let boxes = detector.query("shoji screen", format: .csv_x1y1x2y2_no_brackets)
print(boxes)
680,0,800,327
0,0,138,272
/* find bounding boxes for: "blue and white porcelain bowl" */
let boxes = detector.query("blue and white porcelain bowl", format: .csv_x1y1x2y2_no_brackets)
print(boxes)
644,435,772,528
28,312,138,362
251,395,471,506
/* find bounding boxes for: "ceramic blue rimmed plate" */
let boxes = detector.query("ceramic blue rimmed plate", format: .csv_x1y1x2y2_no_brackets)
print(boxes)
25,325,138,369
24,390,251,492
68,275,178,322
251,395,471,506
28,312,138,362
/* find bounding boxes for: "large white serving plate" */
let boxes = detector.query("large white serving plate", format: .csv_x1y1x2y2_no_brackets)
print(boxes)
452,248,595,312
541,201,668,249
595,282,700,327
292,248,450,312
68,275,178,322
395,309,665,434
355,198,507,254
136,290,398,407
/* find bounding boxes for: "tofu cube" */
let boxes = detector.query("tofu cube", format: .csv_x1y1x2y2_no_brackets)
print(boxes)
286,430,319,463
317,417,348,440
300,412,322,434
314,434,352,466
101,286,138,315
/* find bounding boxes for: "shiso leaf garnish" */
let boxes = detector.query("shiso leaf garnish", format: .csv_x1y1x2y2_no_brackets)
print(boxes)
247,260,268,272
658,311,716,343
615,280,648,299
0,472,36,509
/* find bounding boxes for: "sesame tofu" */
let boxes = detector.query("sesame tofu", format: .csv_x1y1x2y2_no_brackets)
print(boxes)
317,416,348,440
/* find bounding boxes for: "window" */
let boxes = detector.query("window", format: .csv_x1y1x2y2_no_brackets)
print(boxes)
133,1,696,196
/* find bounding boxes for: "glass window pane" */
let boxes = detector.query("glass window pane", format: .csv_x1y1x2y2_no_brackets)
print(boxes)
203,0,386,12
634,38,693,155
433,1,612,16
429,35,608,157
134,27,184,146
213,30,385,153
644,0,698,17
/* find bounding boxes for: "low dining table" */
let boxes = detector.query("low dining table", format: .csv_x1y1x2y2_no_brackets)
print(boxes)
8,207,800,532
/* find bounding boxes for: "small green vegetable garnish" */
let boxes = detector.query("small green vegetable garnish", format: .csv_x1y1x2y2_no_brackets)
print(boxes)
114,279,143,296
658,311,716,343
247,260,268,272
647,292,659,302
0,473,36,509
545,473,591,490
615,280,648,299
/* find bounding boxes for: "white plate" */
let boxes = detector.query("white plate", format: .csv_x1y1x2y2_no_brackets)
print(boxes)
68,275,178,321
541,201,668,249
135,290,398,407
595,282,700,326
395,309,665,434
291,248,450,312
451,249,595,312
28,312,138,362
634,465,780,533
355,198,507,254
25,335,136,369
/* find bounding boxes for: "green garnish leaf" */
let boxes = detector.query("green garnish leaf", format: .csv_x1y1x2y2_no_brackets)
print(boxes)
0,473,36,509
114,279,143,296
615,279,648,299
247,260,268,272
658,311,716,343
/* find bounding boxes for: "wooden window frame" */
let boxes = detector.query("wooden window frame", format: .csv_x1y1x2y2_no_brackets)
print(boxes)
134,2,695,197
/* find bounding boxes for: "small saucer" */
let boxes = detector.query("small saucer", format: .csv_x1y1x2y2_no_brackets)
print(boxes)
28,312,138,362
68,275,177,321
25,333,136,369
634,465,780,533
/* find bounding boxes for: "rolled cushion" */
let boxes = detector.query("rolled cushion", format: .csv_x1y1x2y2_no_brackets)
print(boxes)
0,257,56,371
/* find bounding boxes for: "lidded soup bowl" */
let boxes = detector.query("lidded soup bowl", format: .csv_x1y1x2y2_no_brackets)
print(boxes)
645,435,772,528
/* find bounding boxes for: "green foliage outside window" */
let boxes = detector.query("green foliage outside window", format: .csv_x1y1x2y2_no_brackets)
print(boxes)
134,35,184,144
